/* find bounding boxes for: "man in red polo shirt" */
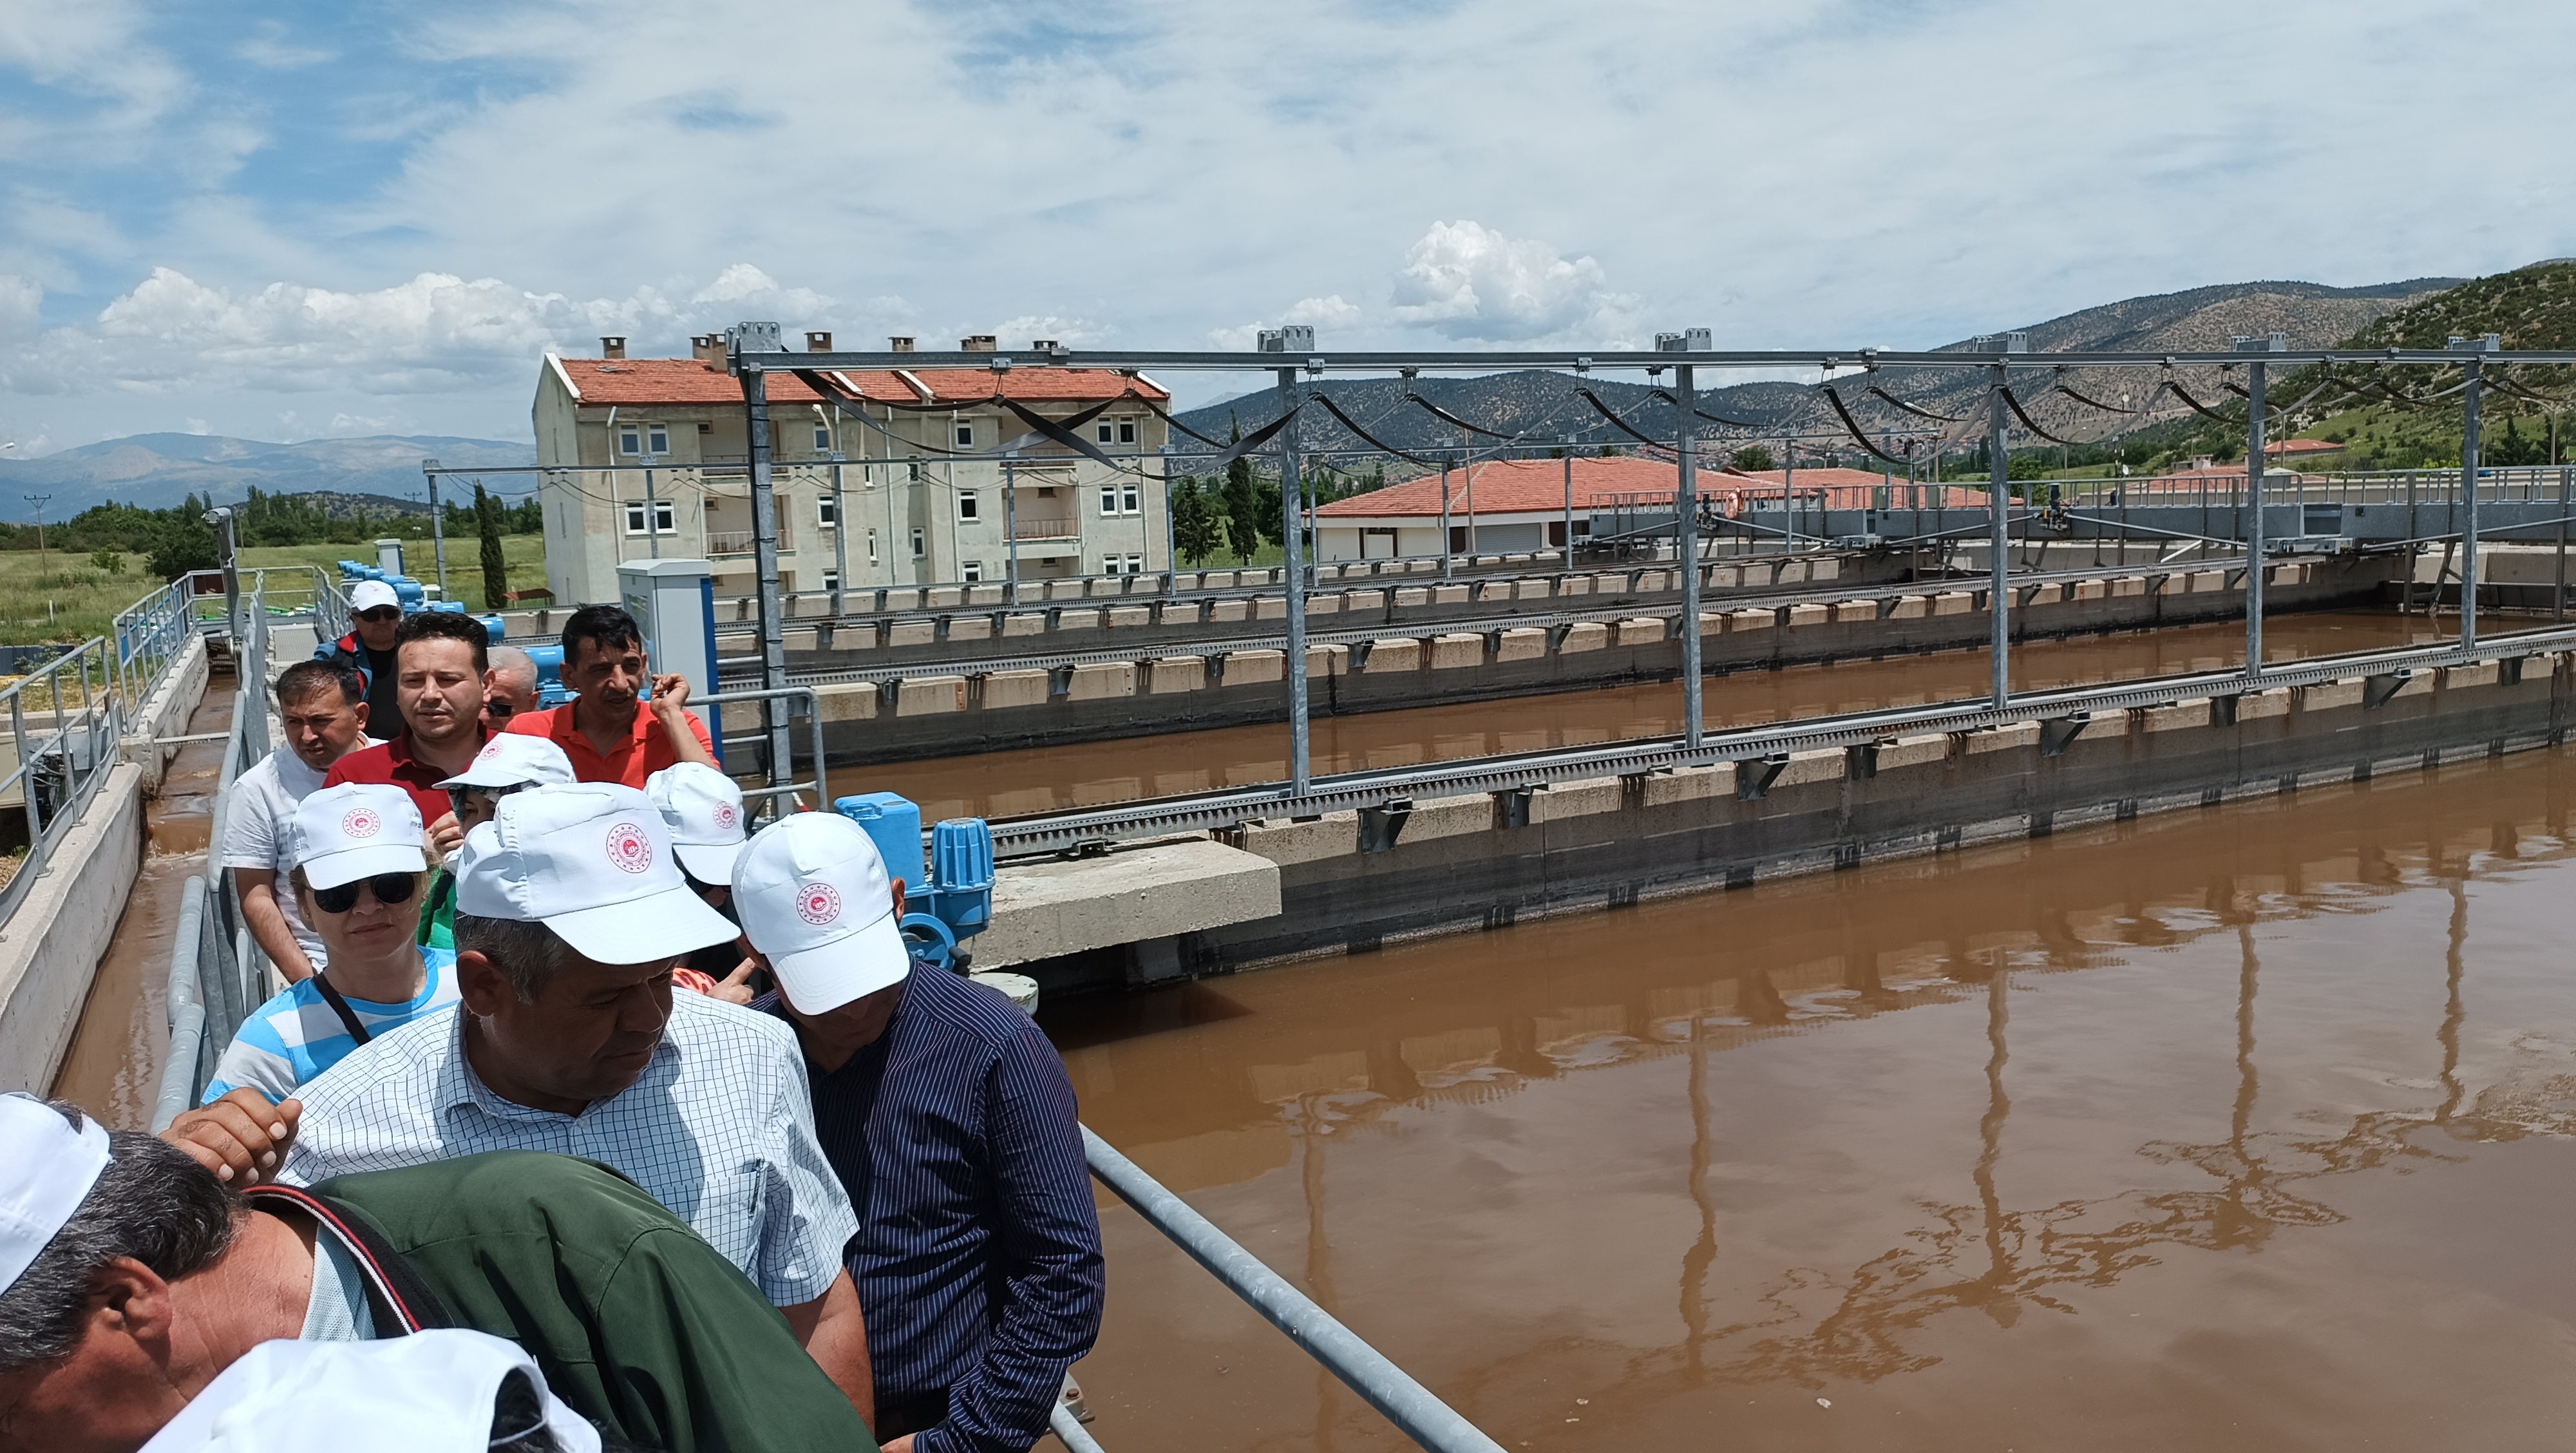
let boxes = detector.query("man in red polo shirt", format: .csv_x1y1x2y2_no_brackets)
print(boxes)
325,611,492,855
505,603,717,787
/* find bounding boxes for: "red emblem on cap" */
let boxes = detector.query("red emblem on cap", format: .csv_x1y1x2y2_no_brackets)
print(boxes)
714,804,739,831
478,741,506,763
605,821,655,875
796,882,842,927
341,808,381,839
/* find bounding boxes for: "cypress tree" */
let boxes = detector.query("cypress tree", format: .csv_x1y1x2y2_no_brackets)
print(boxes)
476,482,507,609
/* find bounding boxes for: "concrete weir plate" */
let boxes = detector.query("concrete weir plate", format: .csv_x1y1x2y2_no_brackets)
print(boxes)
973,837,1282,969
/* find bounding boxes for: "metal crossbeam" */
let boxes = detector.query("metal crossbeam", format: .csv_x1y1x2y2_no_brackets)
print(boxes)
747,347,2576,374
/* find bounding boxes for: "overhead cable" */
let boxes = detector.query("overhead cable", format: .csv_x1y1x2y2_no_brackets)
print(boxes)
1819,386,1915,465
1866,385,1969,423
1998,386,2081,446
1309,393,1434,464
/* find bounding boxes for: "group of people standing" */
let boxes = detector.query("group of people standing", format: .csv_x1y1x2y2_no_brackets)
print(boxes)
0,593,1103,1453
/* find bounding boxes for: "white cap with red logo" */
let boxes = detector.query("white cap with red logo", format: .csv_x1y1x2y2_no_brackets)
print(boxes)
454,783,737,965
289,783,426,889
348,580,401,614
646,761,748,884
731,812,912,1014
437,732,576,792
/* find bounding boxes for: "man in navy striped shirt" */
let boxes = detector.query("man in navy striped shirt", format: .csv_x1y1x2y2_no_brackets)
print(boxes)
734,813,1103,1453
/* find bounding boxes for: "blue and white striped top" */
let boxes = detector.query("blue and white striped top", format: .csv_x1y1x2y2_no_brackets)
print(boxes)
757,964,1104,1453
203,948,459,1105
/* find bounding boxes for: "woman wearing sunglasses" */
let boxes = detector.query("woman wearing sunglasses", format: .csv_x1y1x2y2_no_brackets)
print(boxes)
202,783,459,1105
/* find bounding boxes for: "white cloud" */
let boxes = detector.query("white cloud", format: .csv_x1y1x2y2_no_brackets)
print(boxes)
992,314,1111,347
1387,222,1638,343
0,274,40,337
1283,295,1362,330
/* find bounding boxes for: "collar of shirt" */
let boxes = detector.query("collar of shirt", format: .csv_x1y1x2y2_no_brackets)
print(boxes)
540,699,654,775
435,1003,673,1126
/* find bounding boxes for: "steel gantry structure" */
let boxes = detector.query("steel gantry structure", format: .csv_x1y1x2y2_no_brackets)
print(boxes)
717,329,2576,804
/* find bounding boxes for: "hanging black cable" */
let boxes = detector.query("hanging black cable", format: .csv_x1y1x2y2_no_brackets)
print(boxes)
2156,380,2237,424
1820,386,1915,465
1407,391,1522,440
1866,385,1970,423
1577,387,1677,448
1999,386,2081,446
1309,393,1434,464
2054,383,2139,415
1131,397,1235,451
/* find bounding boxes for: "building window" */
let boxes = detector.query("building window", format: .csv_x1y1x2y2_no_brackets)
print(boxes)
813,423,832,453
649,424,668,455
1119,419,1137,444
822,569,840,593
1121,484,1141,515
866,527,879,564
1099,552,1145,576
954,421,974,448
957,489,979,521
623,500,676,536
618,424,640,456
961,560,983,583
817,497,837,529
1098,484,1119,515
1095,419,1139,445
1096,421,1114,444
618,424,670,457
911,527,926,558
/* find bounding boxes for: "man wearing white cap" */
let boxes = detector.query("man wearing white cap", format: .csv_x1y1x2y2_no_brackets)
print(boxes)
316,578,406,729
648,761,757,1001
732,813,1103,1453
202,783,457,1105
140,1329,604,1453
414,732,578,953
166,783,875,1421
0,1096,877,1451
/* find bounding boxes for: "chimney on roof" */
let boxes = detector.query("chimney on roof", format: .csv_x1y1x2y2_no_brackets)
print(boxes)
806,331,832,352
1031,339,1059,354
690,334,727,368
600,336,627,359
961,334,998,352
889,336,915,353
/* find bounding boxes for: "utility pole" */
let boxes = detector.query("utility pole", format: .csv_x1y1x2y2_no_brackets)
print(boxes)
420,461,449,596
2243,347,2267,679
2461,348,2485,650
1987,363,2011,708
23,493,52,585
1674,357,1704,748
732,324,794,799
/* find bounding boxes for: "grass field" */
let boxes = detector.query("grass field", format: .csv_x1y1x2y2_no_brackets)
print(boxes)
0,535,549,647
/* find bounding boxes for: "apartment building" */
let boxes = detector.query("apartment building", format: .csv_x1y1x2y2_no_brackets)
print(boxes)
530,332,1172,607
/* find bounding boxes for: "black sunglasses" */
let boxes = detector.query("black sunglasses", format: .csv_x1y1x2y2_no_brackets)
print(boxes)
356,607,401,623
312,873,419,914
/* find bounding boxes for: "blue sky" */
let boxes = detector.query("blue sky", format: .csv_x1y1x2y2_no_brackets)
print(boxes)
1,0,2568,451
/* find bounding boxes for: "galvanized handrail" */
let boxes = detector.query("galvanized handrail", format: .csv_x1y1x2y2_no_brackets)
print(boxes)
698,684,829,815
1082,1126,1506,1453
0,636,128,928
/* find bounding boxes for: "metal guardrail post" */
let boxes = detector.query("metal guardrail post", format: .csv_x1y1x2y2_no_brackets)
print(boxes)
152,875,211,1132
1048,1403,1108,1453
1081,1126,1507,1453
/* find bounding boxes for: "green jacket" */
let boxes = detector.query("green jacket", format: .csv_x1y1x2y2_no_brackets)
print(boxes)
252,1150,875,1453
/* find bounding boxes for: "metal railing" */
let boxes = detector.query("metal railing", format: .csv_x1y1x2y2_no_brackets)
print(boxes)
0,637,129,927
701,685,830,815
152,604,274,1130
1081,1128,1505,1453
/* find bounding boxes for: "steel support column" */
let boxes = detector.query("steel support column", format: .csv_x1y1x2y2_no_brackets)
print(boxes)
421,460,450,597
1676,362,1704,747
740,366,794,795
1278,365,1311,795
2245,357,2266,679
828,456,847,618
1562,451,1576,567
2462,356,2483,649
1987,366,2011,708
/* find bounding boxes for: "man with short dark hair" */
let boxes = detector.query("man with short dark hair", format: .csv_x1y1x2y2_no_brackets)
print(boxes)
223,659,379,982
1,1096,877,1452
316,579,405,728
504,604,714,788
325,611,493,855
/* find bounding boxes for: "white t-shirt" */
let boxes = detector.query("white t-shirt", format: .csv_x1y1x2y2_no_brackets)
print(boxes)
220,744,370,965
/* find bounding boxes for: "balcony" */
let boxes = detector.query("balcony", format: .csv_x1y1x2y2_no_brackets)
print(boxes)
708,523,795,556
1009,513,1081,542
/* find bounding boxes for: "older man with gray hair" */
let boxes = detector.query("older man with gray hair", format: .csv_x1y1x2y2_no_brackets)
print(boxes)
481,644,542,734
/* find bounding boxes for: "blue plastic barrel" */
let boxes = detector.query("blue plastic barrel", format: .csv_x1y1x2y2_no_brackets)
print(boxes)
835,792,925,891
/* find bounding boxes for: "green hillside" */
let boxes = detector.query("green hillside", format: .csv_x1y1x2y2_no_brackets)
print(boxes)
2155,262,2576,471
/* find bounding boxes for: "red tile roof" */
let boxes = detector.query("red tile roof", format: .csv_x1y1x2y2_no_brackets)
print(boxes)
2265,438,2345,455
1316,459,1978,518
550,356,1165,408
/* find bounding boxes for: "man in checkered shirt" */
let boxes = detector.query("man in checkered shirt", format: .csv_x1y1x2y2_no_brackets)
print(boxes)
164,782,876,1428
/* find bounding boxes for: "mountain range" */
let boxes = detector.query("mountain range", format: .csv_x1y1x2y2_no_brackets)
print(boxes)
0,433,532,521
1170,276,2468,466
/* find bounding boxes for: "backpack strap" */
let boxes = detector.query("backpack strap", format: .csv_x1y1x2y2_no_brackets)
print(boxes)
308,973,374,1047
244,1183,456,1333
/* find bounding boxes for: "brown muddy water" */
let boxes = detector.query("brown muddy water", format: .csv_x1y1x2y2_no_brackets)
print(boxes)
50,678,235,1128
876,611,2455,821
1041,743,2576,1452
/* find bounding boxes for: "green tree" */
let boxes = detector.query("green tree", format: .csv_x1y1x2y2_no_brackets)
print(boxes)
1224,477,1266,564
475,482,508,609
1729,444,1775,472
1171,477,1224,564
147,513,218,581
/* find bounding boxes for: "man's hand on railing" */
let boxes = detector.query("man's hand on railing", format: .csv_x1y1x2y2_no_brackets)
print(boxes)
163,1090,301,1186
